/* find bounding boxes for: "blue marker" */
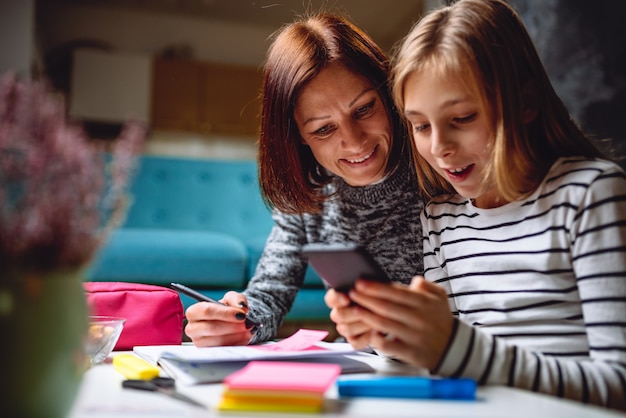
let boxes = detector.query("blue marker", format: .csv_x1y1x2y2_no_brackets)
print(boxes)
336,376,476,400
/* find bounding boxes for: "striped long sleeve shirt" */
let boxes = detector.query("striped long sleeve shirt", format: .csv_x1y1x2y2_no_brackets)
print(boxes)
422,157,626,411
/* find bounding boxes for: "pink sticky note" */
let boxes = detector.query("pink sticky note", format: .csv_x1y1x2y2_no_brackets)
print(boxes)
224,361,341,392
253,329,329,352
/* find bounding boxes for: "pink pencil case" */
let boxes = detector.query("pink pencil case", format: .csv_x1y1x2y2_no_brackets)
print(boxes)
84,282,184,350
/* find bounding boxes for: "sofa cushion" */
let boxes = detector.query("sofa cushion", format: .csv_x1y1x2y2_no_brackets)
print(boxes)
173,288,331,324
86,228,248,288
122,156,274,242
284,289,331,321
244,236,324,288
244,235,268,280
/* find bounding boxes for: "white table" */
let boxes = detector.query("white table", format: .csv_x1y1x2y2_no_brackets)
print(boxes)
68,352,625,418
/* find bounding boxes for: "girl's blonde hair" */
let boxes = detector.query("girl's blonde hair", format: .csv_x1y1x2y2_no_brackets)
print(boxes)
392,0,604,201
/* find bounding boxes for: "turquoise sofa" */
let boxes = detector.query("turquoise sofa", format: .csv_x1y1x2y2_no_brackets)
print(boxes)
86,155,329,322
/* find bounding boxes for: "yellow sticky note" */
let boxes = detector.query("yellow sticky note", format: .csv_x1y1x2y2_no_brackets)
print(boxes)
113,353,160,380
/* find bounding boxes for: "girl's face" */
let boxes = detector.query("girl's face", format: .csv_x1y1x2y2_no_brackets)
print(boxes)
294,63,391,186
403,69,503,208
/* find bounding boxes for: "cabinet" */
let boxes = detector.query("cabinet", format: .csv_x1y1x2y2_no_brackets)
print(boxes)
150,57,200,132
151,57,262,136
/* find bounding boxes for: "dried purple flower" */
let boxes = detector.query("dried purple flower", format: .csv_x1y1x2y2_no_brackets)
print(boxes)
0,73,145,274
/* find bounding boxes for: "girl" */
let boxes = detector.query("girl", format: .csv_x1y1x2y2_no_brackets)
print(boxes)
327,0,626,411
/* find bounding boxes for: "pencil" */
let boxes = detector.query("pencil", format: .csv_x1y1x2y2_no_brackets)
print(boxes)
170,282,261,331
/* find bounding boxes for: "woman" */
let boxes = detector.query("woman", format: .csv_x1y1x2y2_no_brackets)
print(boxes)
184,13,424,346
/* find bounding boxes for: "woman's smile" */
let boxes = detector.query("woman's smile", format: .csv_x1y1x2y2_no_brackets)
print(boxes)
342,146,377,165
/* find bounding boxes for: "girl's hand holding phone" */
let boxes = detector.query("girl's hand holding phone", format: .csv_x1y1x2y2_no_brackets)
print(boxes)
325,283,378,350
345,277,455,371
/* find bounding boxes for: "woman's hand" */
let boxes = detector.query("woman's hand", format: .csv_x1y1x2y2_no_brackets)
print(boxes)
184,291,255,347
325,287,375,350
347,276,454,371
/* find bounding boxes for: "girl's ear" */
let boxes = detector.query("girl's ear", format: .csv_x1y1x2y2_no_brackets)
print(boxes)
521,80,539,124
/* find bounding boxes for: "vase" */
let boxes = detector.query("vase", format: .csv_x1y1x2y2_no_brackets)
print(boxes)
0,268,88,418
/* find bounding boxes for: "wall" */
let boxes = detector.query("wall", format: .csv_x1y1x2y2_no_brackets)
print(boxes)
35,1,626,164
144,131,259,161
37,2,272,160
0,0,35,78
36,3,272,67
511,0,626,168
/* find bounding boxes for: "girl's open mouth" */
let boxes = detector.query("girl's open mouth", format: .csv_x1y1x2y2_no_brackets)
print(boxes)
446,164,474,180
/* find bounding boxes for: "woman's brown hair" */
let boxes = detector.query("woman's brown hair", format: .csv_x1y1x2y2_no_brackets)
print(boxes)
392,0,604,201
258,13,409,213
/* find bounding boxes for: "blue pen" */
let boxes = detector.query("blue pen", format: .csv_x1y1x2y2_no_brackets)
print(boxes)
336,376,476,401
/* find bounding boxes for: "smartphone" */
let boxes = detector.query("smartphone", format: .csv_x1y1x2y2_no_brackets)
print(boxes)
302,242,390,292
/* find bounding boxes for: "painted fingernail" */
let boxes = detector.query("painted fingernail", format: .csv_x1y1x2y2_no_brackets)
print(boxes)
235,312,246,320
239,302,248,309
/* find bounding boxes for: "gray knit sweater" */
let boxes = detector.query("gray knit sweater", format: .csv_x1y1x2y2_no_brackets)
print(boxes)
244,164,424,343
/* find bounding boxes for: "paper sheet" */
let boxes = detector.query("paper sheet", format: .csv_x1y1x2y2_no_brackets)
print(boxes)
157,353,376,385
133,329,354,364
132,329,375,385
134,340,356,364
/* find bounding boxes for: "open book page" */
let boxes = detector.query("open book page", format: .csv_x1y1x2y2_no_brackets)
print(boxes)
132,329,376,385
133,340,358,364
158,352,376,385
133,329,354,364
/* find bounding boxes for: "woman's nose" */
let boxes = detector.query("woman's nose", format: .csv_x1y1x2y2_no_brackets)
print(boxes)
341,121,365,150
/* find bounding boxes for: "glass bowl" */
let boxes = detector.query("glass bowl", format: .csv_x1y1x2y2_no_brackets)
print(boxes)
84,316,125,365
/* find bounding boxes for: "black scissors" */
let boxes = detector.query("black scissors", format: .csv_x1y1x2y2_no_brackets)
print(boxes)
122,377,206,409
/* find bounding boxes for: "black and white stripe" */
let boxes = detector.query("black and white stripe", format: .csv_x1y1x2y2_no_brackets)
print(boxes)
423,157,626,411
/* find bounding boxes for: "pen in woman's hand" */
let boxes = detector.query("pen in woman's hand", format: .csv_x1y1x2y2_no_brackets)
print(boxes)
170,282,261,331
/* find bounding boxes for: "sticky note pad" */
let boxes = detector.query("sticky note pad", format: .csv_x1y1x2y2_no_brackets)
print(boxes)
224,361,341,393
219,361,341,413
219,393,324,414
112,353,160,380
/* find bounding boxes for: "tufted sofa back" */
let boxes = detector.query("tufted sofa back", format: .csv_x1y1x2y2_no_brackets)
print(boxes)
122,155,273,242
88,154,328,321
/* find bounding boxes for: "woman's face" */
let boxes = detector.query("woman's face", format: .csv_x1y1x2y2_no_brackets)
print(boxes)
403,69,502,208
294,63,392,186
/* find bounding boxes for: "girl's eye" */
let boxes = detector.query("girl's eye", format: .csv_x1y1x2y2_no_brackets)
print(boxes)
412,122,430,133
354,100,376,118
454,113,477,124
